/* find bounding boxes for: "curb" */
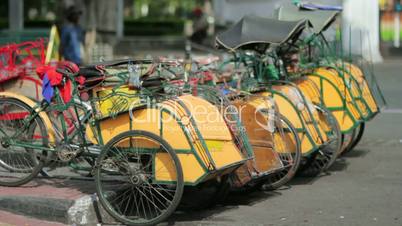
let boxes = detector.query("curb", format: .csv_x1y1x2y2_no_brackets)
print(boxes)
0,196,73,224
0,195,117,225
67,194,117,226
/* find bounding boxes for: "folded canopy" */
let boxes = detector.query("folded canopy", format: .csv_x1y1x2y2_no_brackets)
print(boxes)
216,15,308,51
277,4,339,34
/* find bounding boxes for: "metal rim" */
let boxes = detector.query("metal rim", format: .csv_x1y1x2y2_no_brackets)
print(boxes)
95,130,184,226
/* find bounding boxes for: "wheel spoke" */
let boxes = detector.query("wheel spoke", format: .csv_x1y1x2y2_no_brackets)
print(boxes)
96,131,183,225
0,99,46,186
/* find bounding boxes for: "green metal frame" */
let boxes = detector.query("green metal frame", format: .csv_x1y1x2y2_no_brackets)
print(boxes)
213,52,324,157
300,32,379,121
307,73,360,133
2,62,248,187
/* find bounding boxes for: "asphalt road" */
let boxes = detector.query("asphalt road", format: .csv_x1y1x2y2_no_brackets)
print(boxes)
164,60,402,226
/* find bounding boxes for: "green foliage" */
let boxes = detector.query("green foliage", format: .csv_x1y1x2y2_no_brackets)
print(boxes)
124,19,184,36
0,18,7,29
0,1,8,20
381,29,402,41
129,0,197,19
24,19,53,28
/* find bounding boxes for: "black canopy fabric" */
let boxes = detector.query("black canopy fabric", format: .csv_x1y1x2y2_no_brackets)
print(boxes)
216,15,308,51
277,4,339,34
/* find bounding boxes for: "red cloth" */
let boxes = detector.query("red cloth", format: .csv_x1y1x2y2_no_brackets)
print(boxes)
47,69,63,86
60,80,72,103
37,66,63,86
36,65,54,80
36,65,72,103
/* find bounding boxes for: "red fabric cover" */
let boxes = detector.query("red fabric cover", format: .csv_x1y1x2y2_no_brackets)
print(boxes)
36,65,54,80
47,69,63,86
36,65,72,103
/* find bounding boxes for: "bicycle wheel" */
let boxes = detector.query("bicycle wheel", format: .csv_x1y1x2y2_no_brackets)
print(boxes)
263,114,301,190
340,129,356,154
297,106,342,177
0,98,47,186
95,130,184,226
343,122,365,154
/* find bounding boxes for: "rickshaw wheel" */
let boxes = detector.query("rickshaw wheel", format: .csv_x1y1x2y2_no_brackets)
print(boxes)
340,130,356,154
263,114,301,190
297,106,342,177
343,123,365,154
95,130,184,226
0,98,47,186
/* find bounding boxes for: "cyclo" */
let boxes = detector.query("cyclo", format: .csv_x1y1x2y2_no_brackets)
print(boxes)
0,59,248,225
132,58,302,194
276,4,385,152
215,15,342,177
0,39,47,100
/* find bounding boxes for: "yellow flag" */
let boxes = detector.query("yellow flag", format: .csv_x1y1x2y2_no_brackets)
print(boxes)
45,25,62,63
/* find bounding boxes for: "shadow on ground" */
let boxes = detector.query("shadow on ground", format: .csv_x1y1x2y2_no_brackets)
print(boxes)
341,148,370,158
167,190,281,224
11,149,367,225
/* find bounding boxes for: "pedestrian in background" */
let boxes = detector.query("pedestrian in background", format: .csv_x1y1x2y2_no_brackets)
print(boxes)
60,6,83,65
190,7,208,44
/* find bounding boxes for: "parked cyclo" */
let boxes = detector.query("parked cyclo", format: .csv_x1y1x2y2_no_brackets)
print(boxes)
0,38,302,217
276,4,385,152
215,15,342,177
0,39,46,100
0,59,255,225
133,57,302,195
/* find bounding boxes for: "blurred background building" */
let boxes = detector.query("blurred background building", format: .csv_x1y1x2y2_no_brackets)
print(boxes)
0,0,401,62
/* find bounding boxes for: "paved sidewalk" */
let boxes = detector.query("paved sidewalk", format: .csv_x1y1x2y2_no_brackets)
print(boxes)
0,177,94,200
0,210,65,226
0,176,95,224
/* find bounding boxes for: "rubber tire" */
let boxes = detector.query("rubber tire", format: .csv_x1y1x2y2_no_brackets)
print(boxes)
343,122,365,154
0,98,47,187
95,130,184,226
263,114,302,190
297,106,342,177
340,129,356,154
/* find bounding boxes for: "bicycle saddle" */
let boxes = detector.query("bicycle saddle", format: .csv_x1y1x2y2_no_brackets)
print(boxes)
216,15,308,51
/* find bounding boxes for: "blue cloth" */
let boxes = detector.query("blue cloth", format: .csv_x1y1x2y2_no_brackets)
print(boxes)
221,89,231,95
61,24,83,65
219,83,233,95
42,74,54,103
